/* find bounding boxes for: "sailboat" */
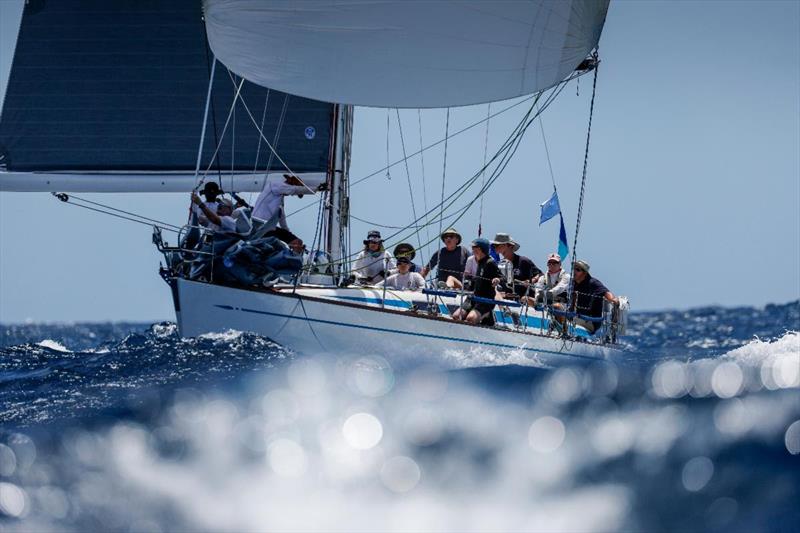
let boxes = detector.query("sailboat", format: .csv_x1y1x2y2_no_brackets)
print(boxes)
0,0,626,365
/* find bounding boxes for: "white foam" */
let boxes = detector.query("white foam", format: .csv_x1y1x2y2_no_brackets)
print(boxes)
197,329,245,342
36,340,70,353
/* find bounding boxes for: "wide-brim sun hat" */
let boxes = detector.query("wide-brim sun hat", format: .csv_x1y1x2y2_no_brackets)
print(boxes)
393,242,416,261
574,260,591,273
440,227,462,245
364,229,383,245
491,232,520,252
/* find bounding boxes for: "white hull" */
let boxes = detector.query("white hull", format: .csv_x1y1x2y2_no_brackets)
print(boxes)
173,279,620,365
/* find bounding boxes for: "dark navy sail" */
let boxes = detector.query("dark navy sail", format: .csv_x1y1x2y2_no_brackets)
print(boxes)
0,0,333,182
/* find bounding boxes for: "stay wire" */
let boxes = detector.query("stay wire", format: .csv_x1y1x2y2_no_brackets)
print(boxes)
55,193,181,230
569,53,600,299
395,108,425,265
477,102,491,237
53,195,179,233
319,89,545,270
439,107,450,237
286,93,538,220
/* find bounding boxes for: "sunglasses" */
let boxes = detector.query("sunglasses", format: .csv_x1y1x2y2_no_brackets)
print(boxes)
444,235,458,240
547,260,560,265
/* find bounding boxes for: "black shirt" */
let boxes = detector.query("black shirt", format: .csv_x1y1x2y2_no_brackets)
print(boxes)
572,275,609,318
426,246,470,282
499,254,542,298
473,255,501,300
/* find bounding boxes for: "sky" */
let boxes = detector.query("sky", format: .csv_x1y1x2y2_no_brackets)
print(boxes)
0,0,798,323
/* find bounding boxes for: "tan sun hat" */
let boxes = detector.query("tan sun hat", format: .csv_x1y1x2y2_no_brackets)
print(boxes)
440,228,462,245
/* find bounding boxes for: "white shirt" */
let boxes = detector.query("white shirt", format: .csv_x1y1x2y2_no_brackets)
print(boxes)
534,268,571,296
207,207,252,235
464,255,478,278
377,271,426,290
354,250,396,283
192,201,218,228
252,180,311,228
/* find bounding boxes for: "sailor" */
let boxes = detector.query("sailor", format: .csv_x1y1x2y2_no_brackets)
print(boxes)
491,232,542,300
452,238,501,325
377,256,426,291
570,260,619,334
192,181,223,228
354,230,396,284
251,174,325,231
191,194,252,235
421,228,471,286
392,242,420,273
532,253,571,305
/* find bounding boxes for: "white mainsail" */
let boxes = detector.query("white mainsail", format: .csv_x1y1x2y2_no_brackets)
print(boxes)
204,0,609,108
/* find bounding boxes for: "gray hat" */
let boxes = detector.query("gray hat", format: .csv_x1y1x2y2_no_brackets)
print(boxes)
574,260,590,273
491,232,520,252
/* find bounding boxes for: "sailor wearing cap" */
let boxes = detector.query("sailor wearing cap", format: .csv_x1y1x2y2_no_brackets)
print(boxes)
191,193,252,235
491,232,542,300
531,252,571,305
570,260,619,334
353,230,396,284
452,238,502,325
192,181,223,228
421,227,471,285
392,242,420,273
376,255,426,291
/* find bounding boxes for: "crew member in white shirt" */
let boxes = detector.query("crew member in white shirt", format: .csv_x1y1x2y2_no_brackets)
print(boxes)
193,181,222,228
191,194,251,235
252,174,324,230
532,253,571,305
377,256,426,290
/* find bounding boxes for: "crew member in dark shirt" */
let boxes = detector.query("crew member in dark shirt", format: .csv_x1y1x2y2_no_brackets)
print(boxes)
452,238,501,325
421,228,471,285
570,260,619,334
491,232,542,300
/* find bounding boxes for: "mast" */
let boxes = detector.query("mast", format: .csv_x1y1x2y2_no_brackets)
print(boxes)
325,104,353,275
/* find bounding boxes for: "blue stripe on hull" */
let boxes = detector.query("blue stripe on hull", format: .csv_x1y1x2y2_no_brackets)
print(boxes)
212,303,602,361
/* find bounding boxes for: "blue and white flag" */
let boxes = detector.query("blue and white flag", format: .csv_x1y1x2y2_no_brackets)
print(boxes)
539,191,561,225
558,214,569,261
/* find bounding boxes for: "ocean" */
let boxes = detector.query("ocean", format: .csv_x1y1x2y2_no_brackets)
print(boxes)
1,301,798,532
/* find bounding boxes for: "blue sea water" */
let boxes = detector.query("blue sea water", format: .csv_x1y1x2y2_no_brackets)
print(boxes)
0,301,798,532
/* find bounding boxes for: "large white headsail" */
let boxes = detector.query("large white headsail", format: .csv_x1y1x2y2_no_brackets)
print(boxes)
204,0,609,108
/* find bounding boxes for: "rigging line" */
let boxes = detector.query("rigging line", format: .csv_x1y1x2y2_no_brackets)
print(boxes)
54,196,179,233
264,93,290,179
537,102,558,191
478,102,491,237
350,210,460,230
231,85,317,195
325,93,542,269
291,80,564,271
395,108,425,263
386,86,556,251
59,194,182,230
569,53,600,297
248,89,271,205
439,107,450,237
285,93,538,221
195,77,245,188
252,89,271,173
417,109,431,259
385,109,391,180
230,72,236,194
350,94,537,188
202,29,223,185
